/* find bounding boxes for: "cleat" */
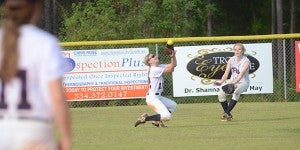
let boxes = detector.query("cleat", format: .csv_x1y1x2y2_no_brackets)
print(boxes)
134,113,148,127
152,121,167,128
221,113,233,122
152,121,160,127
221,113,228,121
221,113,227,120
227,115,233,121
160,122,167,128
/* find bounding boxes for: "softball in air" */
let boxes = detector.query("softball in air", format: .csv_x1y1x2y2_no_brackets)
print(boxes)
167,39,174,45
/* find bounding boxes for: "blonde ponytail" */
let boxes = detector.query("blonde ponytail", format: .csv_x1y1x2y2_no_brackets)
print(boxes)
0,8,20,83
0,0,39,83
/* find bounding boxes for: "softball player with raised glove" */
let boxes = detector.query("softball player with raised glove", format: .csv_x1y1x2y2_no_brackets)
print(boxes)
0,0,71,149
214,43,250,121
134,49,177,128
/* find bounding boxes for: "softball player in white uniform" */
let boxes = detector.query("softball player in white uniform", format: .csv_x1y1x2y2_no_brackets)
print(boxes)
134,50,177,127
214,43,250,121
0,0,71,149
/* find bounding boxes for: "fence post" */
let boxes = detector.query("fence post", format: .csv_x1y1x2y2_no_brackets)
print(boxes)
283,39,287,101
156,44,158,57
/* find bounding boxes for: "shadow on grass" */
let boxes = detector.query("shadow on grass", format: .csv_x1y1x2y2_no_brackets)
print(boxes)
237,116,300,122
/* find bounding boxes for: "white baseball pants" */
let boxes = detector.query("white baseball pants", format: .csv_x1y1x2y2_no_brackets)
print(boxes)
146,93,177,121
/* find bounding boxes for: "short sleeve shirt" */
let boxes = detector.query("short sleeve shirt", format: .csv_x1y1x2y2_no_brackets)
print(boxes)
147,64,166,94
0,24,64,121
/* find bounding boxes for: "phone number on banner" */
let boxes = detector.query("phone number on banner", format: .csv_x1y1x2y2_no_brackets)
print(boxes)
73,91,128,100
64,84,149,100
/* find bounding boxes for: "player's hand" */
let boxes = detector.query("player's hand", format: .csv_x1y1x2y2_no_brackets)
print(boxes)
58,137,72,150
170,50,176,58
213,81,222,86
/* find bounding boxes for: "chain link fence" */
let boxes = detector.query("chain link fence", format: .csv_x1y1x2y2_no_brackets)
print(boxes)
61,34,300,107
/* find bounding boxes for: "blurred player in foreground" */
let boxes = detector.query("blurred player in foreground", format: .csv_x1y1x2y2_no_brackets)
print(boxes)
134,47,177,128
214,43,250,121
0,0,72,149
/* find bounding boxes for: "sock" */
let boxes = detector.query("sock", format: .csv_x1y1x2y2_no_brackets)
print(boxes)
146,114,161,121
220,101,228,112
226,99,237,116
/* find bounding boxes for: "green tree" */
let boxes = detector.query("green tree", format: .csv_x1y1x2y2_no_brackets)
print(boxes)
58,0,299,41
59,0,212,41
212,0,272,35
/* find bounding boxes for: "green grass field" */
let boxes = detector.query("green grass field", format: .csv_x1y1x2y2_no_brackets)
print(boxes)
71,102,300,150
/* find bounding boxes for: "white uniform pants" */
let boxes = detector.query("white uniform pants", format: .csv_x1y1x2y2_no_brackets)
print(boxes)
146,94,177,121
0,119,57,150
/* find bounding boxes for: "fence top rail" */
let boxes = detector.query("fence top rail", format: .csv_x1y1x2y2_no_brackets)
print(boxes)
60,33,300,47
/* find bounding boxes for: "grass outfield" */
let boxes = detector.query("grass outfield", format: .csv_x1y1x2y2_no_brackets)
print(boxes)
70,102,300,150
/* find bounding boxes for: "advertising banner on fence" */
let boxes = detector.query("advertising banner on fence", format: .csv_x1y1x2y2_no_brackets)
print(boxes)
173,43,273,97
296,41,300,92
62,48,149,101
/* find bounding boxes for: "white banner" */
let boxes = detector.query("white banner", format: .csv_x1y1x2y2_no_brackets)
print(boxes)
62,48,149,101
173,43,273,97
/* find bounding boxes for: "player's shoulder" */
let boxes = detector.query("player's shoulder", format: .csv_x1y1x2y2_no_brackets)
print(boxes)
150,64,165,69
20,24,59,44
243,55,251,62
158,64,167,68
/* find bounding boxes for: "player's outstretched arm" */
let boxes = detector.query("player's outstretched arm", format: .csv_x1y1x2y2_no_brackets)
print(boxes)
214,58,232,85
164,50,177,74
50,79,72,150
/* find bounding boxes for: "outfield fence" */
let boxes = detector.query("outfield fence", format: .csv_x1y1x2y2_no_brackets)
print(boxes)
61,34,300,107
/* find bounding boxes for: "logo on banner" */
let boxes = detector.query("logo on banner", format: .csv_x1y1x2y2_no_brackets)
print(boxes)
62,52,76,72
186,48,260,84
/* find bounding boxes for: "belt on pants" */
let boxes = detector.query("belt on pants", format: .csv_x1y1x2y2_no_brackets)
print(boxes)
147,92,161,95
0,116,51,123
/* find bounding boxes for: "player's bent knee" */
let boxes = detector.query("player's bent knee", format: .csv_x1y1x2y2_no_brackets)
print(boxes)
161,114,172,121
218,92,226,102
232,94,240,101
169,103,177,113
218,98,226,102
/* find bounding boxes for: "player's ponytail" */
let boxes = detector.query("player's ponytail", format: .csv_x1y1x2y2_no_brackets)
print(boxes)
0,0,40,83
